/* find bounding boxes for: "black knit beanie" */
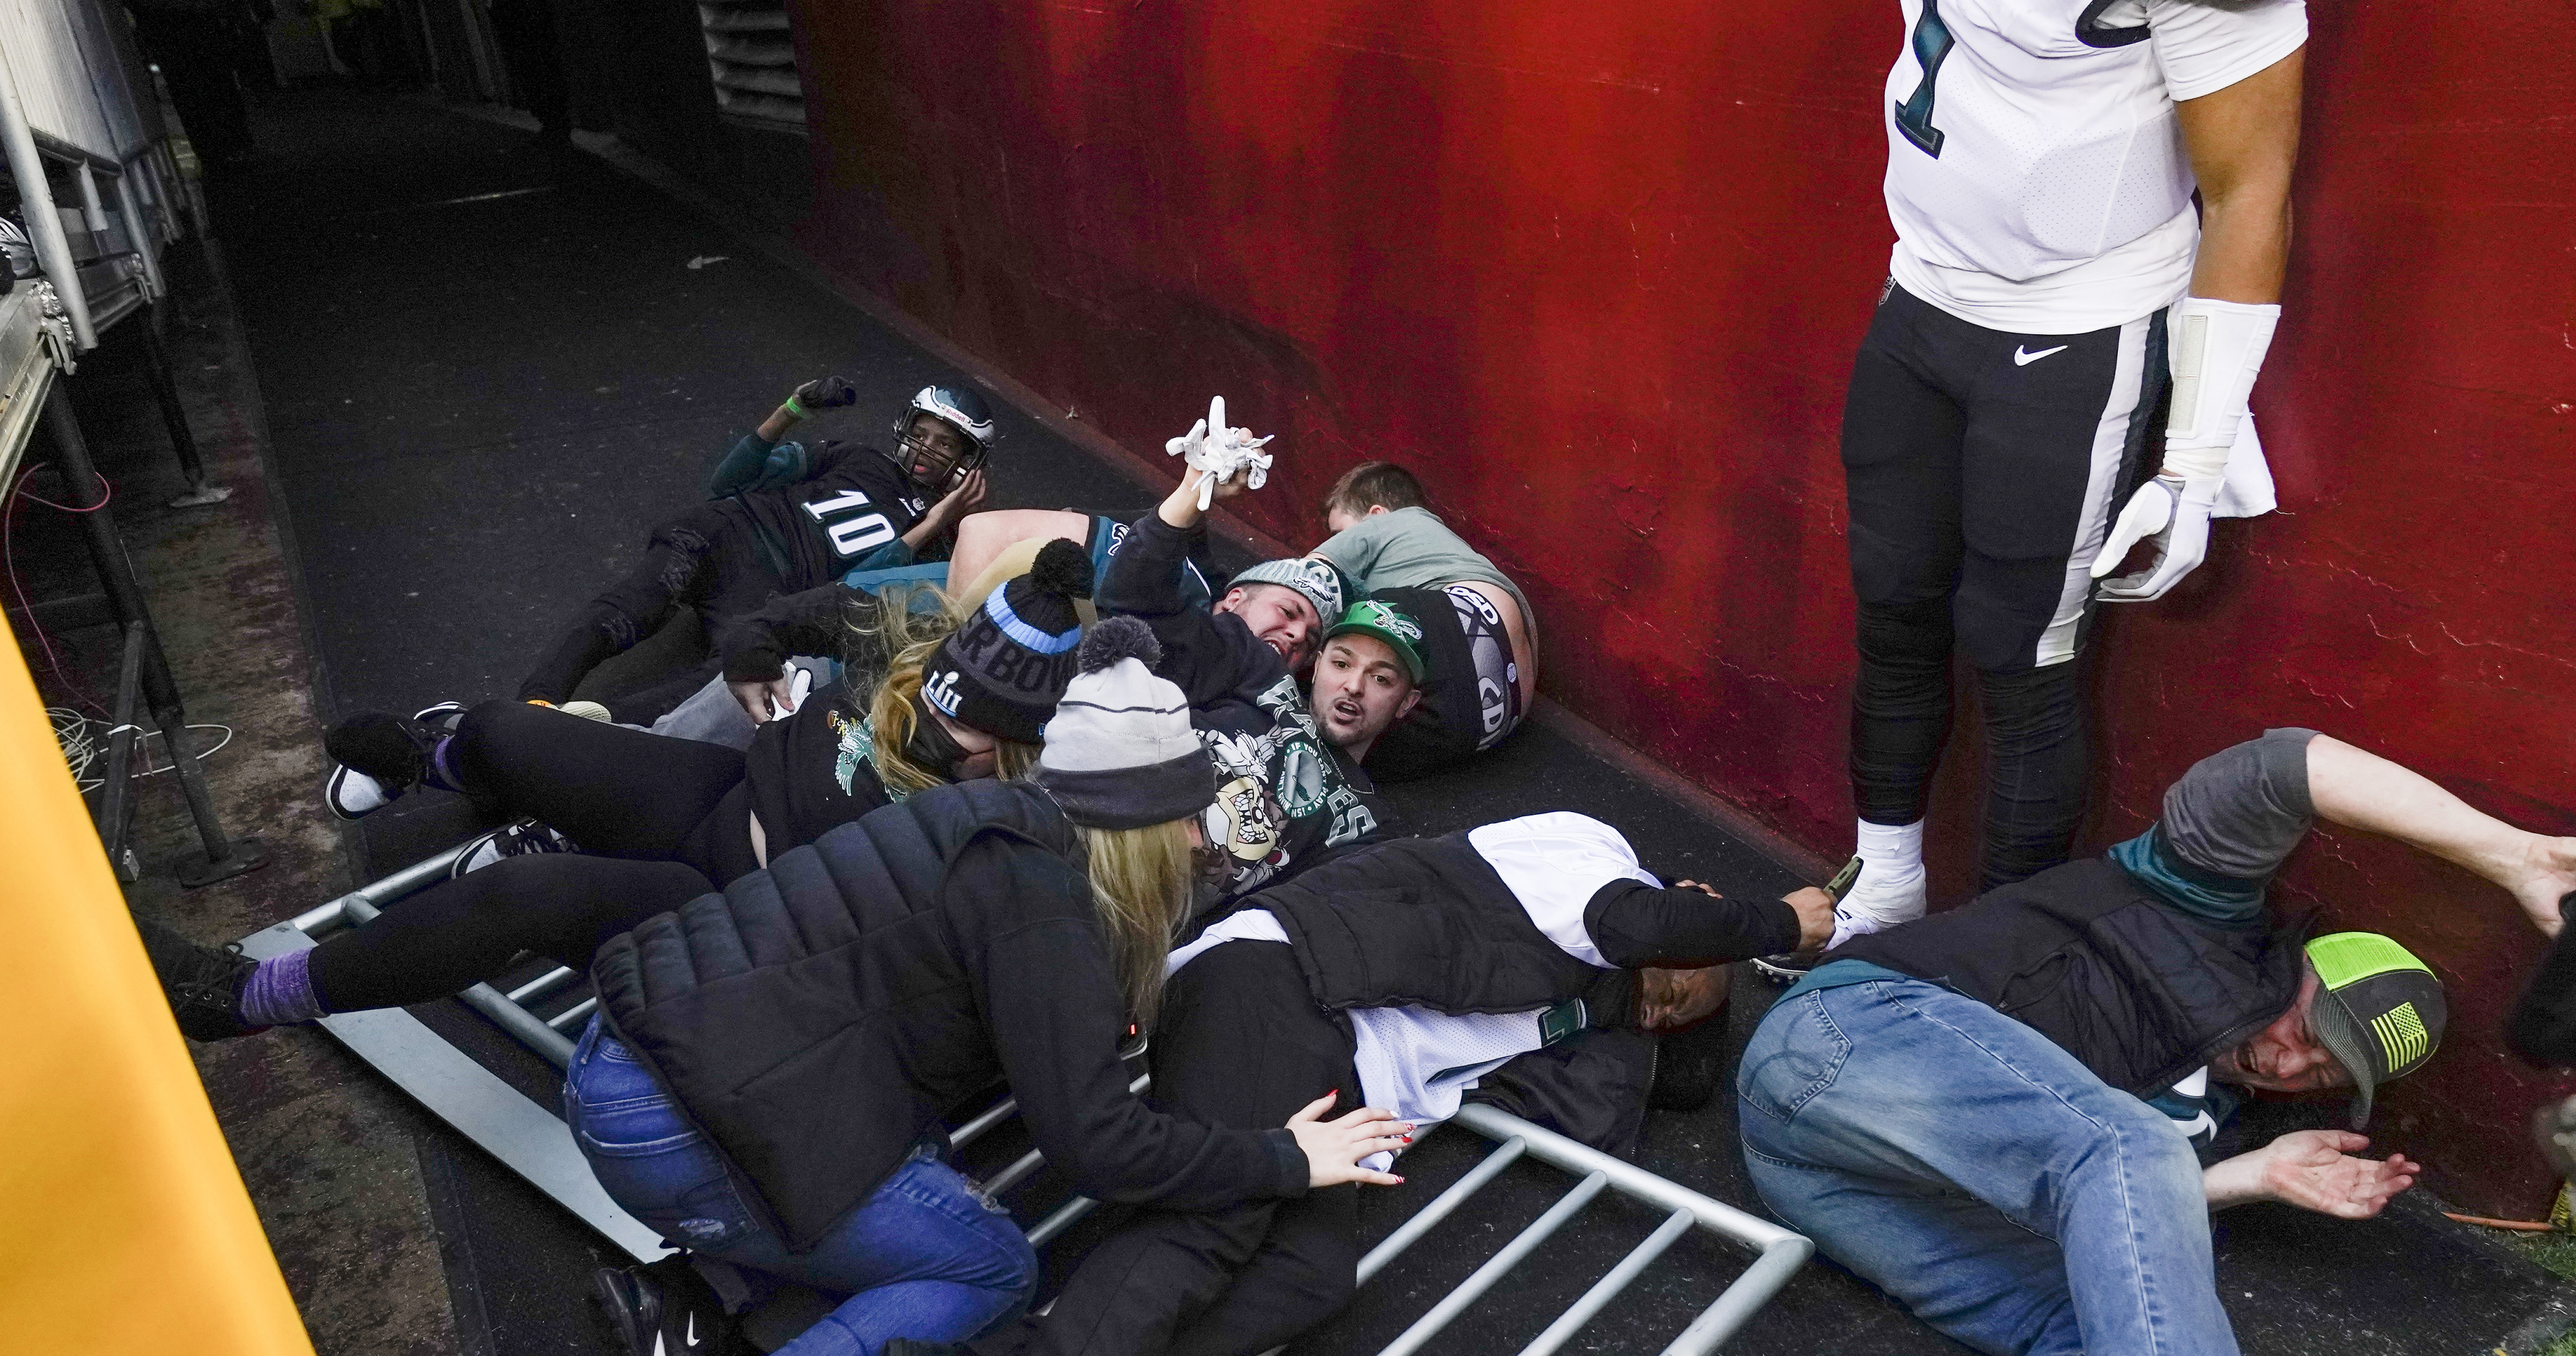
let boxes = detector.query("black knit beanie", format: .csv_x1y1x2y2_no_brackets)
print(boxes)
920,538,1092,744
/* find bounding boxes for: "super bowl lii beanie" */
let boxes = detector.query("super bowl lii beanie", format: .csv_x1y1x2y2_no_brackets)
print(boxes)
1228,557,1344,624
1032,616,1216,830
920,538,1091,745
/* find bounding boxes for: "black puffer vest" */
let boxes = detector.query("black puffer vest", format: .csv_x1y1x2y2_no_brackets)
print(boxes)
591,780,1081,1248
1239,832,1638,1023
1833,857,2306,1096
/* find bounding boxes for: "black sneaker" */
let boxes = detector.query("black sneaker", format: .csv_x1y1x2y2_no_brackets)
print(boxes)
451,819,578,879
321,705,460,820
130,911,265,1041
595,1257,748,1356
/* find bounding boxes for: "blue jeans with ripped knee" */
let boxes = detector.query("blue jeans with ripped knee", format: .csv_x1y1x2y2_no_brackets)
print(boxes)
1735,976,2230,1356
565,1018,1037,1356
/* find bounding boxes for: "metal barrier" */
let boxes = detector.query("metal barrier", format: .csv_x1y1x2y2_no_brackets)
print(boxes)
249,850,1811,1349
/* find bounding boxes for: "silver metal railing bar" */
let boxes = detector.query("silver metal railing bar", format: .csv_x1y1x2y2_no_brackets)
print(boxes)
1354,1134,1527,1284
1376,1170,1609,1356
289,841,472,934
950,1096,1020,1150
547,997,601,1031
506,966,578,1003
1513,1207,1696,1356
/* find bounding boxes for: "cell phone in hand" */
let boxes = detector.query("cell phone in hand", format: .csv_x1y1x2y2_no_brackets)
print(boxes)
1822,854,1865,905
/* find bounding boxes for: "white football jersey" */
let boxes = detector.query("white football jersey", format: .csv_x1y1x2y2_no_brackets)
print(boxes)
1883,0,2307,334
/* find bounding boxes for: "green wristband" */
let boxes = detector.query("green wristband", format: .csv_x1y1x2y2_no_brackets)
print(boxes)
783,395,809,421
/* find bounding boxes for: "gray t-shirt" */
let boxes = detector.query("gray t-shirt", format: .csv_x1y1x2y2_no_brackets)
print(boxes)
1310,507,1535,629
2106,725,2320,925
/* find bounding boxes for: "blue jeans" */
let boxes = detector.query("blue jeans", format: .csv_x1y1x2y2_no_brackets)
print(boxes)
1735,977,2228,1356
565,1019,1037,1356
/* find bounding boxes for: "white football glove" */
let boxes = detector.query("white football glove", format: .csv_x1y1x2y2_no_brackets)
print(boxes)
1165,395,1275,511
2093,473,2222,603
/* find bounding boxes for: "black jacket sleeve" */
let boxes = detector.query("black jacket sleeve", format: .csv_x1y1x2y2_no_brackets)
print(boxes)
1095,513,1283,707
1582,880,1801,969
717,584,864,683
961,837,1309,1209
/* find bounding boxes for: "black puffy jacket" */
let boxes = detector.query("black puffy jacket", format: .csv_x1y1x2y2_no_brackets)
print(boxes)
592,780,1306,1250
1834,856,2307,1098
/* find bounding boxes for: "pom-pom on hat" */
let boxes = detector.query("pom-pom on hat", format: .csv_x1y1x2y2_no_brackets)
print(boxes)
920,538,1092,745
1034,616,1217,829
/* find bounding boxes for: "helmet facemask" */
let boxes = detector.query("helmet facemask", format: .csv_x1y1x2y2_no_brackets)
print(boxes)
896,414,989,497
894,384,999,498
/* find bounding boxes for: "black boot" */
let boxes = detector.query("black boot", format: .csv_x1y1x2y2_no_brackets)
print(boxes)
595,1256,751,1356
130,911,264,1041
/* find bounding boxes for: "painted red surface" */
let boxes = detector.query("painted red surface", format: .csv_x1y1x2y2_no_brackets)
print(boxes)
784,0,2576,1212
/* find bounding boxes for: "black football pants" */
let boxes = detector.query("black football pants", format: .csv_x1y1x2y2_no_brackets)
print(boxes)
1842,283,2167,890
970,941,1363,1356
518,508,784,706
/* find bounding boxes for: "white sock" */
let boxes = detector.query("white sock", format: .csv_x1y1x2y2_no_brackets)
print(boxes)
1831,819,1926,948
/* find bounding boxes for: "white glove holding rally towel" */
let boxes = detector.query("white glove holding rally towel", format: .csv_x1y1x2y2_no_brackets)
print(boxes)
2093,415,2274,602
1166,395,1276,511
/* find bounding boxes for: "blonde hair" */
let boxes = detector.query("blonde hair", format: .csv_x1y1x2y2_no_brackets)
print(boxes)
854,584,1040,796
1075,818,1197,1027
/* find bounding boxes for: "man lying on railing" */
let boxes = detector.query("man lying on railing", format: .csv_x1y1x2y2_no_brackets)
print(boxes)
1737,729,2571,1355
904,811,1834,1356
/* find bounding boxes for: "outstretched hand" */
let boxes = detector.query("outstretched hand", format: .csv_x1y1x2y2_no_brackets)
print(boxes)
1285,1092,1413,1188
2504,839,2576,938
2209,1130,2417,1218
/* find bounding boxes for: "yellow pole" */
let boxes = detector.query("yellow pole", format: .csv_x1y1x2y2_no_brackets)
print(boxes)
0,622,313,1353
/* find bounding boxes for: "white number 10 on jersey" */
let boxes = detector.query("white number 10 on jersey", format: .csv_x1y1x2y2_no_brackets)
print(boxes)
802,489,898,557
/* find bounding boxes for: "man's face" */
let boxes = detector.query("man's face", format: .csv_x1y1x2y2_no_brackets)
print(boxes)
1639,966,1729,1032
1308,634,1420,751
2209,965,2354,1094
900,414,974,494
1216,584,1321,668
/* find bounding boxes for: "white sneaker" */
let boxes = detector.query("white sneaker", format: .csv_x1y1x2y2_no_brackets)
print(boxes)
451,820,580,879
324,763,395,820
557,700,612,723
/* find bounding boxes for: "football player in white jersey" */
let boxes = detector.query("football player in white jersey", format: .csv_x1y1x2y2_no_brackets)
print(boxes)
1828,0,2308,943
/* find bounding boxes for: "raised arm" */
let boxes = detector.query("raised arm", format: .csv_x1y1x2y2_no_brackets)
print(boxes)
2304,735,2576,937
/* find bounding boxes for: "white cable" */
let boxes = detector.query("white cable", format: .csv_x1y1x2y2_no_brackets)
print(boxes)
49,707,234,792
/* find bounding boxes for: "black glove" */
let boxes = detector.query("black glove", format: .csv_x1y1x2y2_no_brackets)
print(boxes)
2508,893,2576,1066
787,376,858,416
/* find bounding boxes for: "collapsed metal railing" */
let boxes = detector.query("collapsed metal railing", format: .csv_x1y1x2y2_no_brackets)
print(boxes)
245,850,1811,1352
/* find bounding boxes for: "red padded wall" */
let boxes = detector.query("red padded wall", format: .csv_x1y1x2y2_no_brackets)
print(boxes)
784,0,2576,1212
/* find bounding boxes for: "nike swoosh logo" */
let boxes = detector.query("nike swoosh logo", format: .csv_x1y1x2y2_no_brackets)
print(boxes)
2014,344,2070,366
2173,1110,2217,1142
687,1313,701,1347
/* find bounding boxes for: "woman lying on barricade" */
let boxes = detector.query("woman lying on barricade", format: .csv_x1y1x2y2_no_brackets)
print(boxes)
929,812,1836,1356
150,620,1417,1356
319,541,1093,883
139,547,1095,1044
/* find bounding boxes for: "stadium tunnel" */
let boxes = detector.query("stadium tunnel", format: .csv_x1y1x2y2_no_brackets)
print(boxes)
4,0,2575,1353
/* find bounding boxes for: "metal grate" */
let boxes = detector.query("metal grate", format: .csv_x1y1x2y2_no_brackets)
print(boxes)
245,848,1813,1348
696,0,807,132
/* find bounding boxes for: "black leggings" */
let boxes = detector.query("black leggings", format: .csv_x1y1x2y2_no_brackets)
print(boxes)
449,699,760,886
973,941,1361,1356
1840,284,2166,890
309,854,709,1012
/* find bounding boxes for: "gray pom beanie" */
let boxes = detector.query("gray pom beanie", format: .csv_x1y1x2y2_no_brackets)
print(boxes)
1228,557,1343,622
1033,617,1216,829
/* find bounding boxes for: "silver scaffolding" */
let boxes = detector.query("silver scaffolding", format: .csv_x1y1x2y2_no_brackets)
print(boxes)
245,850,1812,1353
